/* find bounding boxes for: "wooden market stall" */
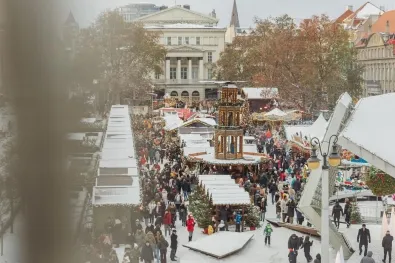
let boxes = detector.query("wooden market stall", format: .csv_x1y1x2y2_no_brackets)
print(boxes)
198,175,251,232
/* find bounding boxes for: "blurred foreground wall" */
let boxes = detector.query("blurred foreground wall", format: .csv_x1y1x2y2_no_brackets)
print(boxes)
6,0,76,262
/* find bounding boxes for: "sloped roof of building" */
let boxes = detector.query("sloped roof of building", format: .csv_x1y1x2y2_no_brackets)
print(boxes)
135,5,219,23
371,10,395,33
65,11,77,25
335,9,354,23
345,2,383,20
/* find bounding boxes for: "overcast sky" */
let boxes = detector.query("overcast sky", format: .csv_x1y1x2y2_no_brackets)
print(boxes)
65,0,395,28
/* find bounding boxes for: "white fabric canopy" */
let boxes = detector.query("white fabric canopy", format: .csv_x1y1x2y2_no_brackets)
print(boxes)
338,93,395,177
309,113,328,140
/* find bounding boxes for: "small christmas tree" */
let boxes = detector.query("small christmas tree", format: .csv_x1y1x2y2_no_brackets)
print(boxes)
350,198,362,224
244,204,261,228
189,186,213,229
241,99,253,128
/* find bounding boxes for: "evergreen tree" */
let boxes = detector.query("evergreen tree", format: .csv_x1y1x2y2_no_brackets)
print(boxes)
189,186,213,228
350,198,362,224
244,204,261,228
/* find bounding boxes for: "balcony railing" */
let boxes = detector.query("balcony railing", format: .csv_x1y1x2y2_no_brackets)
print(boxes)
152,79,216,85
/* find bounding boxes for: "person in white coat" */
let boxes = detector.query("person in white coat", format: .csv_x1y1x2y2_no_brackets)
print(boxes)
281,195,289,223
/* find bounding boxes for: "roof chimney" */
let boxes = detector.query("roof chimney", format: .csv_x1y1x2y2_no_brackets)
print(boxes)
386,20,390,33
183,4,190,10
346,5,353,11
211,9,216,18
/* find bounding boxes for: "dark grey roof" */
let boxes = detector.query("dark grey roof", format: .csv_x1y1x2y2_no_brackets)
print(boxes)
230,0,240,28
65,11,76,25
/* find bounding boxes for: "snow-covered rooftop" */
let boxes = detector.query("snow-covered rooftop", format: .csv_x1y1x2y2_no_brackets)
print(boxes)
338,93,395,177
92,185,140,206
101,148,135,160
198,175,250,205
80,118,96,124
242,87,278,99
264,108,287,118
99,158,138,168
144,23,224,29
164,115,183,131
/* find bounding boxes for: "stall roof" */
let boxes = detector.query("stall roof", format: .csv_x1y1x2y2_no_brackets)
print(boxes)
198,175,250,205
92,184,140,206
101,148,135,160
99,158,137,168
338,93,395,177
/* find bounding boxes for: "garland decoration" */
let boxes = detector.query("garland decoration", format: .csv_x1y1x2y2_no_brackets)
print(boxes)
366,167,395,196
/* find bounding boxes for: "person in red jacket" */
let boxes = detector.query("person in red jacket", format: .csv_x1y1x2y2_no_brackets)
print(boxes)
163,210,172,237
186,214,195,242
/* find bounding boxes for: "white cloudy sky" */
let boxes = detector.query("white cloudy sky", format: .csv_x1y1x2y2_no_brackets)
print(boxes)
64,0,395,28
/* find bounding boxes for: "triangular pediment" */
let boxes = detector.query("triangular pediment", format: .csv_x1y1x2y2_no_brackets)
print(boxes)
136,6,218,25
367,33,385,47
167,45,205,53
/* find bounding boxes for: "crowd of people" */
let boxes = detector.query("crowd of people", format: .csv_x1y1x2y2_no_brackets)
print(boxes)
74,111,394,263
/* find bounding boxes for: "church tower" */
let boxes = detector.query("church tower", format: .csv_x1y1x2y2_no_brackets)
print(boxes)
214,82,244,160
230,0,240,28
62,11,79,57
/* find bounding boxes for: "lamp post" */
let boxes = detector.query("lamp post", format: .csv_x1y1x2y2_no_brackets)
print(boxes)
307,134,341,263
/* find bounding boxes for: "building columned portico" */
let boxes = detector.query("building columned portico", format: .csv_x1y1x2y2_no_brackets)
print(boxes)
132,5,226,104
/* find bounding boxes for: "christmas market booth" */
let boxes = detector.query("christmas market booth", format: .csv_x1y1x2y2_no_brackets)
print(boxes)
284,113,328,158
92,183,141,233
188,174,260,233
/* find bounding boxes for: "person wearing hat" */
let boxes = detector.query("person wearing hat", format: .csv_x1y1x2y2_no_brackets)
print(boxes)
186,214,196,242
264,223,273,246
170,229,178,261
288,248,297,263
357,224,371,256
235,211,242,232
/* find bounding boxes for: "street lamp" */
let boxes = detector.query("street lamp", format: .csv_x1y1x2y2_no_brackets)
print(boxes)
307,134,341,263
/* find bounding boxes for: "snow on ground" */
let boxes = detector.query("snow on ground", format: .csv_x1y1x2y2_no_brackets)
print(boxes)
1,193,391,263
0,212,25,263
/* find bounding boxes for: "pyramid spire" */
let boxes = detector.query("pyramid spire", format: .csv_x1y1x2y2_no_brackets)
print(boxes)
230,0,240,28
65,11,76,25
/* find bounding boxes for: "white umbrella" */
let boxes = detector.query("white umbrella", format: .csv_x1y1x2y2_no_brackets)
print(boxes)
390,207,395,237
382,210,390,239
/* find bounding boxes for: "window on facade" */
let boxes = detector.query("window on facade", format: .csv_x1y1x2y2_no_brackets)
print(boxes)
178,37,182,45
170,68,177,79
181,67,188,79
208,68,213,80
167,37,172,45
196,37,201,45
155,72,160,79
208,52,213,63
192,68,198,79
185,37,190,45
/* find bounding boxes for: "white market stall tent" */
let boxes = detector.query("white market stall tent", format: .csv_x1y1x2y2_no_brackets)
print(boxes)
198,175,251,205
93,105,141,234
338,93,395,177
